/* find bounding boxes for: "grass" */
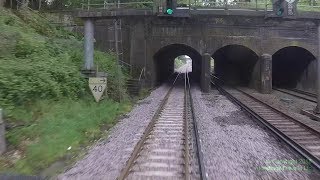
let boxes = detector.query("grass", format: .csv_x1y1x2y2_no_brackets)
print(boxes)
0,98,131,175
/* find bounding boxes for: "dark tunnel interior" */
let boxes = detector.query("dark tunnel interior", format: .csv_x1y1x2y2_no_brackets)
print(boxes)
272,46,316,89
153,44,202,85
213,45,259,86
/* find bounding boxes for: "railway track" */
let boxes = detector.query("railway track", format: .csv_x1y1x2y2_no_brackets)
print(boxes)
212,81,320,171
274,88,317,103
292,88,317,98
118,72,205,180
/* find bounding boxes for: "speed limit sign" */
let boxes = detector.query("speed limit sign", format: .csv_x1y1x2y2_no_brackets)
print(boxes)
89,77,107,102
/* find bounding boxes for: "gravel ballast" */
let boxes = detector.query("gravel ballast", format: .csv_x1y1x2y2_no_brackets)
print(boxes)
191,87,320,179
58,85,170,180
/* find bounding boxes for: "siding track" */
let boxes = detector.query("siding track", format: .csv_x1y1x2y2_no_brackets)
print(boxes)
213,80,320,171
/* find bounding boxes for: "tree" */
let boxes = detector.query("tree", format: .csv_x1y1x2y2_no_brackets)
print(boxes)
0,0,4,7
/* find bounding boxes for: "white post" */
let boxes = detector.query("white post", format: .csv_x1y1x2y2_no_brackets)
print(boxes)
84,19,95,71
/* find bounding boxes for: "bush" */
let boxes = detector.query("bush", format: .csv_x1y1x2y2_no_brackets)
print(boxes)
0,9,128,116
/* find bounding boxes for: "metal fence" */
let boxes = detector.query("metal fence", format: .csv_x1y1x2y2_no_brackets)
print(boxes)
81,0,154,10
88,0,320,12
6,0,320,12
192,0,273,11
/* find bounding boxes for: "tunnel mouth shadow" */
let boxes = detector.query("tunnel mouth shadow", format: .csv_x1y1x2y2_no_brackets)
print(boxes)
212,45,259,88
153,44,202,86
272,46,316,90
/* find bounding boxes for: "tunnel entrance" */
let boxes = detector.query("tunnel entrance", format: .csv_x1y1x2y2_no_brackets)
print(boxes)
154,44,201,85
174,55,192,73
212,45,259,87
272,46,316,90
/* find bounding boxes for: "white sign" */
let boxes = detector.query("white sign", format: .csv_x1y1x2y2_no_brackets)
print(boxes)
89,77,107,102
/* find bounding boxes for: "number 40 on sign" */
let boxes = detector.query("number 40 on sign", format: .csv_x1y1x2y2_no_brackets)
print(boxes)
89,77,107,102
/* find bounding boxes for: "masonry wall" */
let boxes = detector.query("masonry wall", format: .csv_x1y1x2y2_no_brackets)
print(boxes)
91,15,318,92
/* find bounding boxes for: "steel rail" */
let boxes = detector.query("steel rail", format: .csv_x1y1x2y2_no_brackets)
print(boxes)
184,72,191,180
212,80,320,171
291,88,317,98
186,72,207,180
273,88,317,103
116,83,174,180
117,73,192,179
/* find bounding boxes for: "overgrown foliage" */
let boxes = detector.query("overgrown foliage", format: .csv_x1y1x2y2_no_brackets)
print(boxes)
0,8,131,175
0,8,128,117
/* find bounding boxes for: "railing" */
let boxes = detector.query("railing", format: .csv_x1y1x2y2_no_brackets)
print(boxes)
81,0,275,11
192,0,273,11
80,0,320,13
81,0,153,10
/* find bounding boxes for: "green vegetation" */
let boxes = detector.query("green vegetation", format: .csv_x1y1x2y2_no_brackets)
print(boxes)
0,8,131,175
174,56,187,70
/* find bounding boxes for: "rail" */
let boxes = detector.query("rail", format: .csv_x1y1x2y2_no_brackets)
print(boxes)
273,88,317,103
212,78,320,171
194,0,271,11
118,73,191,179
186,71,207,180
81,0,153,10
9,0,320,13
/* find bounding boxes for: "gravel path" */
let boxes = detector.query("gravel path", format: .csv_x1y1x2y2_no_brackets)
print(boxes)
191,87,320,179
58,85,170,180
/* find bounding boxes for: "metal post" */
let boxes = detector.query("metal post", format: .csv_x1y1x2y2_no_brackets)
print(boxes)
0,109,6,155
114,19,121,101
314,24,320,114
84,19,95,72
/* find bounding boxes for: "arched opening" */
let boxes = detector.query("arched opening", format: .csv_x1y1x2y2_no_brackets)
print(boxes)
153,44,201,85
272,46,316,92
212,45,259,87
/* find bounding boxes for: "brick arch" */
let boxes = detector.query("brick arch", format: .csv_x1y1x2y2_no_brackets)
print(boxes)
272,46,317,91
269,44,317,59
211,44,260,88
211,44,259,59
153,43,202,84
209,43,260,57
155,40,204,55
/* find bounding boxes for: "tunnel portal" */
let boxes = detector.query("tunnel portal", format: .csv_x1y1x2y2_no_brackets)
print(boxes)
212,45,259,87
272,46,316,90
153,44,202,85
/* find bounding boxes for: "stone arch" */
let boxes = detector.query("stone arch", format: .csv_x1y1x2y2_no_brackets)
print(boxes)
153,43,202,85
272,46,317,92
212,44,260,88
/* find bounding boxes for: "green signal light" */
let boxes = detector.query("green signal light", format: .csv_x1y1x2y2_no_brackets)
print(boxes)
166,8,173,15
276,8,284,16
